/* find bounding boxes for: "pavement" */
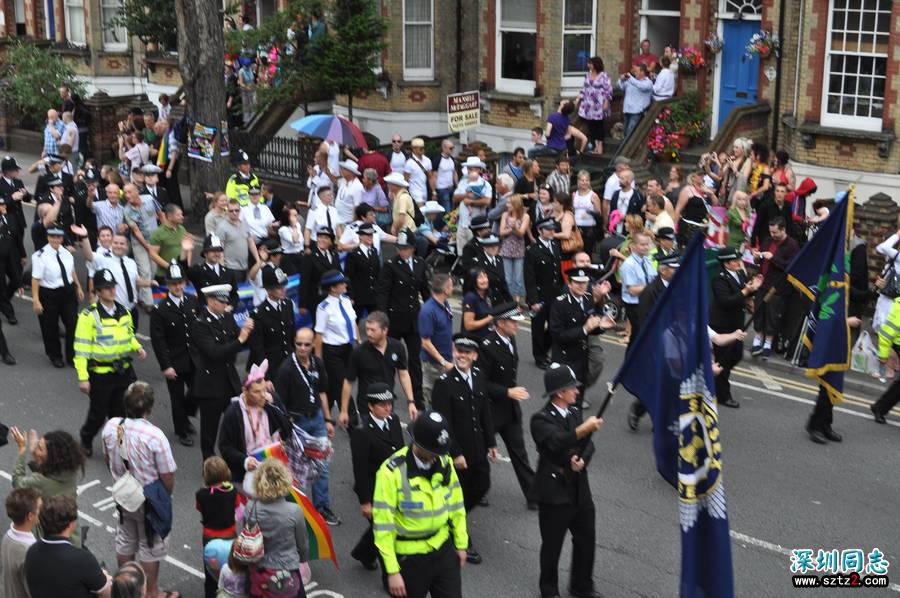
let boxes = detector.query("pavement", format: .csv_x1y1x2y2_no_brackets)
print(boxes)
1,150,899,597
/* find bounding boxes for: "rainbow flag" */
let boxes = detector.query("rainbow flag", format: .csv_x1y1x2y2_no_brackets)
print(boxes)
157,131,169,167
251,443,339,568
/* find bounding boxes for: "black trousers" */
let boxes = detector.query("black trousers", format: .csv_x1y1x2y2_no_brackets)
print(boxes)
495,419,535,499
166,370,196,437
322,343,352,414
457,459,491,512
713,339,744,403
626,303,647,419
873,376,900,420
80,369,136,446
398,539,462,598
809,386,834,431
352,522,388,588
531,305,551,363
538,499,596,597
198,395,231,459
38,286,78,362
0,251,21,319
390,325,423,407
0,318,9,356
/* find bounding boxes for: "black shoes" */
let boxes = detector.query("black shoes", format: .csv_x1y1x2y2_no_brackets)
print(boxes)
871,404,886,424
720,397,740,409
350,547,379,570
51,358,65,368
569,589,603,598
823,427,842,443
466,546,482,564
527,501,539,511
1,353,15,365
536,358,550,370
6,314,17,325
627,408,639,432
320,506,341,526
178,434,194,447
478,496,490,507
805,419,827,444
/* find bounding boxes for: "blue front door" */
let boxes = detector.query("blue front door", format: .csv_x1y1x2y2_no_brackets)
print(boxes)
718,20,761,128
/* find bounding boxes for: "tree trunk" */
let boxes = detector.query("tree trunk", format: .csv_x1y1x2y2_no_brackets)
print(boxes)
175,0,226,219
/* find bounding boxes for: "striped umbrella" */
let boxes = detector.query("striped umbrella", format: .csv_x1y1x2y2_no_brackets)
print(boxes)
289,114,368,150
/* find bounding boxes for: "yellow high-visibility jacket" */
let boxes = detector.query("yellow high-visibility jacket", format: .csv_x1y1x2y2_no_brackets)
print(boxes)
878,297,900,360
225,172,260,207
73,302,141,382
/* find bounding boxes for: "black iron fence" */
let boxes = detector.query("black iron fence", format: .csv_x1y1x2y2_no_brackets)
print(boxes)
230,131,318,182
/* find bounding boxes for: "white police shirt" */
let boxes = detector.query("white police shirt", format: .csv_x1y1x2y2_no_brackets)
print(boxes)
241,202,275,241
32,244,76,289
339,220,386,254
86,243,115,276
314,294,358,346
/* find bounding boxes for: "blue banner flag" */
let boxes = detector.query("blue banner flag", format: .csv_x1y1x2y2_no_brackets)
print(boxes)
612,235,734,598
785,188,854,404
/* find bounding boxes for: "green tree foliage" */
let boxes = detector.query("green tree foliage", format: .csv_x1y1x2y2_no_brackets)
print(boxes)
0,42,86,128
111,0,178,51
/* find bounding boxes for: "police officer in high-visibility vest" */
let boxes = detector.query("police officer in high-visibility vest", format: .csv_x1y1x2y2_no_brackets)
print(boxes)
224,150,260,207
74,268,146,456
373,410,469,598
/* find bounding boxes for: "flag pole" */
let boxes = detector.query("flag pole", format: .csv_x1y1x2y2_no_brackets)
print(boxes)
742,287,775,331
595,382,618,418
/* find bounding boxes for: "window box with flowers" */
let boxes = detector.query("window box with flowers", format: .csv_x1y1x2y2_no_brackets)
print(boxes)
647,92,709,161
677,46,705,75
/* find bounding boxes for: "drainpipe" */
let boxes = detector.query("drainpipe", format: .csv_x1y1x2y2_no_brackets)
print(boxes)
456,0,463,93
792,0,805,124
771,0,787,150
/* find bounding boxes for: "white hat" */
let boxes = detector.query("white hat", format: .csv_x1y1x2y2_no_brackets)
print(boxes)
339,159,360,176
201,284,232,302
463,156,486,170
384,172,408,188
421,200,445,214
141,164,162,174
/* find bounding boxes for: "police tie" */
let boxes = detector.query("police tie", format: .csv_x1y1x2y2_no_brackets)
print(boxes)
640,257,650,283
121,257,135,303
338,300,355,344
253,205,261,220
326,209,333,233
56,250,71,289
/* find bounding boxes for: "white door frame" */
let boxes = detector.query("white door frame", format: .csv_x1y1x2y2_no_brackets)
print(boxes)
710,4,762,138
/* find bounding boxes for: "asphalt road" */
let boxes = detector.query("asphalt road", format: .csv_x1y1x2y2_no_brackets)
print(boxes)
0,153,898,597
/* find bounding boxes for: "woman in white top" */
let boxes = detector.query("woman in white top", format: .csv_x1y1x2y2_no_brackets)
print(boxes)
571,170,602,256
335,161,364,225
874,226,900,330
278,207,305,275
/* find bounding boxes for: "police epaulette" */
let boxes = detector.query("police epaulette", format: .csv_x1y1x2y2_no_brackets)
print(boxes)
556,294,566,300
385,454,405,471
80,307,94,316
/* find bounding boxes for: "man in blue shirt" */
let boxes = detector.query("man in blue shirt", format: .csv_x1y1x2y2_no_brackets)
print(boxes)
419,272,454,407
618,231,656,347
617,64,654,139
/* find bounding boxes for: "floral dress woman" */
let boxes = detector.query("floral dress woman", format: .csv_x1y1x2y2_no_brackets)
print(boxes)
577,57,613,154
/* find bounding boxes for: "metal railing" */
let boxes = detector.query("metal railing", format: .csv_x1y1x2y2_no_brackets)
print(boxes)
230,131,318,181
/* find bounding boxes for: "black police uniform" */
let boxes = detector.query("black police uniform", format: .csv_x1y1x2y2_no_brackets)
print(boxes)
34,169,74,200
344,338,409,425
710,266,752,406
301,246,340,322
525,238,563,366
0,204,26,322
350,408,405,575
345,244,381,320
0,169,30,252
548,292,592,403
150,292,199,440
376,254,430,407
247,295,295,372
72,180,99,248
140,184,170,210
431,366,495,512
470,252,511,306
191,308,245,458
456,236,484,281
479,330,535,500
530,400,597,598
187,263,240,306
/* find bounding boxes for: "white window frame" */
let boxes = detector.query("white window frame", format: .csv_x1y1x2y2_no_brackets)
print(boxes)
100,0,127,51
496,0,537,95
561,0,597,91
820,0,889,132
638,0,681,55
64,0,86,46
402,0,434,81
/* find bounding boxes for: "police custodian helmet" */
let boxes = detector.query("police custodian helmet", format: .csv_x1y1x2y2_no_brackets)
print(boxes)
411,410,451,455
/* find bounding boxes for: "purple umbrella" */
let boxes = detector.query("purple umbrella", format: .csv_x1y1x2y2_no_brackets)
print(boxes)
289,114,368,150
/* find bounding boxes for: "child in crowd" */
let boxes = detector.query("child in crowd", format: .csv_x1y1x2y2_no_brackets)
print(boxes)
218,541,250,598
196,456,240,598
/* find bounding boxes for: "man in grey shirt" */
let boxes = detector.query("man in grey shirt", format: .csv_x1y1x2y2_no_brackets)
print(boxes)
216,198,260,277
90,183,127,234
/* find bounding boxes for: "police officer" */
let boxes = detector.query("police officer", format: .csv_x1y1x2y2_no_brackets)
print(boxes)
470,235,511,306
192,283,255,458
315,269,359,416
34,153,73,198
454,214,491,284
548,267,610,407
72,167,100,249
372,410,468,598
32,226,84,368
710,248,761,410
377,230,430,409
150,260,198,446
350,382,405,576
344,222,381,321
530,364,603,598
0,156,31,266
479,303,535,506
188,234,240,306
140,164,170,209
872,299,900,426
247,265,295,372
224,150,260,207
525,218,564,369
0,197,26,326
431,333,497,565
74,268,146,456
301,227,340,322
32,176,73,250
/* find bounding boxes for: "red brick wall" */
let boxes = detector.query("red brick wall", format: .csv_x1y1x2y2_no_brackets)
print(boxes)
483,1,496,87
803,0,829,122
882,1,900,130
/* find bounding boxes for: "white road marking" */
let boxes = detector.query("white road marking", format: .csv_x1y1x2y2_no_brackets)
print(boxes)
749,365,783,391
136,332,150,341
79,511,103,526
164,555,205,579
77,479,101,494
92,496,116,508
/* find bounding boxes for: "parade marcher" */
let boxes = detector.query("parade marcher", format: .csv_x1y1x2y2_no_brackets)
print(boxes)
431,333,497,565
188,234,240,306
710,248,762,409
150,260,198,447
0,156,31,261
419,273,455,407
74,268,146,456
77,232,148,329
140,164,170,210
806,317,861,444
372,410,468,598
618,231,656,346
300,227,340,323
0,197,26,328
31,226,83,368
548,267,612,407
72,168,100,249
525,218,564,369
872,297,900,426
344,222,381,321
338,310,417,429
191,283,255,459
377,230,430,409
224,150,260,207
471,235,512,306
349,382,405,576
32,176,73,250
247,266,295,372
454,215,491,285
315,269,359,420
479,303,535,506
273,327,341,526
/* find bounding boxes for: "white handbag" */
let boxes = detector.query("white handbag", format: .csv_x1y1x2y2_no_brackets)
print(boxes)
111,419,145,513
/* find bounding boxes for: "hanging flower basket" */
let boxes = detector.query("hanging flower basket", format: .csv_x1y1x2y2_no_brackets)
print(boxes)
745,30,780,59
677,46,705,74
704,35,724,54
